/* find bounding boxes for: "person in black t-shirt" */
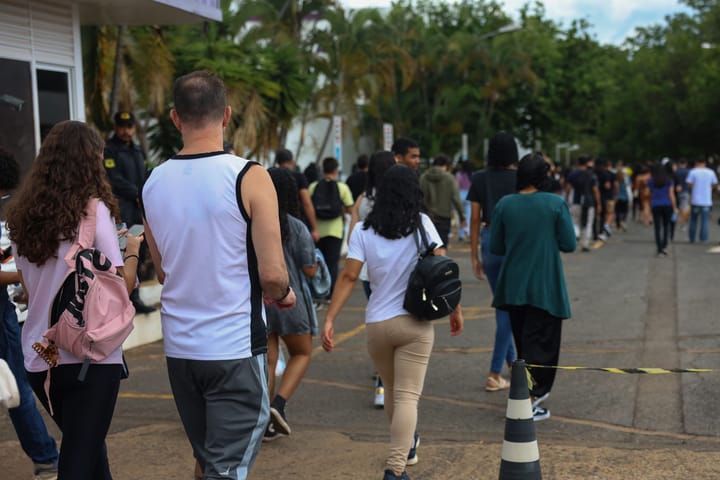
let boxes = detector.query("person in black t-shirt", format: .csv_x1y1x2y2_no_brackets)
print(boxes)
467,131,518,392
345,154,369,201
565,156,601,251
276,149,320,242
594,159,617,239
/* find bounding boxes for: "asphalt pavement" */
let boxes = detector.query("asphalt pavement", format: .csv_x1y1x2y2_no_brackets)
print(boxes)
3,217,720,479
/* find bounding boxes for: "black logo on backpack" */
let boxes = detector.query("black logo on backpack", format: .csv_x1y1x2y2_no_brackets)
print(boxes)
403,225,462,321
312,179,343,219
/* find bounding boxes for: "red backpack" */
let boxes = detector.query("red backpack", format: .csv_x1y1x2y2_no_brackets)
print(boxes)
32,199,135,381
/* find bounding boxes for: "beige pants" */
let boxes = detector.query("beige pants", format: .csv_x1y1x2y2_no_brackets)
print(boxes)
366,315,435,473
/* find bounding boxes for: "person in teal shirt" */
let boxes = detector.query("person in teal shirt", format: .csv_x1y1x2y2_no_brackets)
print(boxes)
489,152,576,421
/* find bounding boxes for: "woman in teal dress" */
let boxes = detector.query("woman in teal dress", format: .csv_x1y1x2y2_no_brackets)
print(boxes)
489,153,576,421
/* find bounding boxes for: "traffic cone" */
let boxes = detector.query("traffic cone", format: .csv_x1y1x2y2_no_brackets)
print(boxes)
498,359,542,480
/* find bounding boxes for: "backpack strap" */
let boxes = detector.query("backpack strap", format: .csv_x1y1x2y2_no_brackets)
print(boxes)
64,198,99,268
413,218,437,258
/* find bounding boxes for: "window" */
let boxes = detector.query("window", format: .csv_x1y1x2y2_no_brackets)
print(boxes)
0,58,35,176
36,69,71,142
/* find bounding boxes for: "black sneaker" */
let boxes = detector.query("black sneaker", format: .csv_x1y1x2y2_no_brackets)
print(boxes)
383,470,411,480
262,423,285,442
532,406,551,421
133,301,157,314
270,406,291,435
406,432,419,466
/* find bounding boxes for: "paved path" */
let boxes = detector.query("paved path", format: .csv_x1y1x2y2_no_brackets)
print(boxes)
3,219,720,479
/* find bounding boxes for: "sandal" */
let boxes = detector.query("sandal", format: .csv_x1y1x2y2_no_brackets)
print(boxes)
485,376,510,392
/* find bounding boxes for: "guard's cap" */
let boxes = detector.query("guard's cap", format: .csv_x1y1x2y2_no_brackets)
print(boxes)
113,111,136,127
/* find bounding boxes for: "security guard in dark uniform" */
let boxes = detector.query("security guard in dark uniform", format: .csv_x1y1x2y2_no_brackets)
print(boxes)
104,111,156,314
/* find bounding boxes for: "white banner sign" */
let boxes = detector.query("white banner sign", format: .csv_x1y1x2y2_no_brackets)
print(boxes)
333,116,343,170
383,123,394,151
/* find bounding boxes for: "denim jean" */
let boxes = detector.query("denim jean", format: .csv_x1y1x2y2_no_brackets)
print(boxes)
689,205,711,242
0,300,58,465
458,189,470,240
480,228,516,373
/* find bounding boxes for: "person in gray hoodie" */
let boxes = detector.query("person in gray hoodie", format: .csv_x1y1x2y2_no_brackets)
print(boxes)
419,154,466,245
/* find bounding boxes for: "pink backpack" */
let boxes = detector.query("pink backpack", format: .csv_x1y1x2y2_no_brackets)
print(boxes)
32,198,135,379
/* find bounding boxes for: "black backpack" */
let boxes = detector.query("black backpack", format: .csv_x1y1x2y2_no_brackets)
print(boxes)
403,225,462,321
312,179,343,219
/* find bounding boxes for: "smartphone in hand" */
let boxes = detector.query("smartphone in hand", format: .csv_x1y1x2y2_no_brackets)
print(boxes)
117,224,144,250
117,223,128,250
128,224,144,237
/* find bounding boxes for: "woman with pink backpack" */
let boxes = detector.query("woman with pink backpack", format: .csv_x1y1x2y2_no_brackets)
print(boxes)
6,121,143,480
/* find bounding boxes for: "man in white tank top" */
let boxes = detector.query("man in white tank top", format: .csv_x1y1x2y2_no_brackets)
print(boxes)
142,70,295,480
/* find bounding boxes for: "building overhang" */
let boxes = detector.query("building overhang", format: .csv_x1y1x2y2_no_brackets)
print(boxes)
76,0,222,25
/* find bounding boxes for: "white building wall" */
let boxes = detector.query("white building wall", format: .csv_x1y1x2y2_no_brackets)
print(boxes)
0,1,77,67
285,115,376,180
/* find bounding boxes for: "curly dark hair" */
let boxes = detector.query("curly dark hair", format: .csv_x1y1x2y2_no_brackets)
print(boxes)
364,164,422,239
0,147,20,191
6,121,119,265
516,153,551,192
268,167,300,244
365,151,395,201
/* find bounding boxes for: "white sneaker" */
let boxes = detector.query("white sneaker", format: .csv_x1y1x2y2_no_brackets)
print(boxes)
275,354,286,376
532,406,550,421
532,392,549,408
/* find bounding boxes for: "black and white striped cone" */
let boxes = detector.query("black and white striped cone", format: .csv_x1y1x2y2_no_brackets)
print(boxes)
498,359,542,480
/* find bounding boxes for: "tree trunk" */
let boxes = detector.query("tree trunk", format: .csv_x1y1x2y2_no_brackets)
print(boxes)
294,104,310,161
278,125,288,148
109,25,126,116
315,115,333,164
315,98,340,164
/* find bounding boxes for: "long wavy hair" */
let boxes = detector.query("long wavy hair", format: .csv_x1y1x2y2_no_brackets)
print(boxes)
6,121,119,265
268,167,300,244
364,164,422,239
365,151,396,201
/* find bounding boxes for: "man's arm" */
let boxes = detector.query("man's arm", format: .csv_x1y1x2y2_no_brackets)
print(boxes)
469,202,484,279
143,220,165,285
593,185,601,211
243,165,295,306
0,271,20,286
299,188,320,242
451,181,465,223
564,180,572,203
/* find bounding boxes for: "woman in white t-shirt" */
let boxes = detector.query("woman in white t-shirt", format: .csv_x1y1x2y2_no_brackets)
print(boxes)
322,164,464,480
6,121,142,480
347,150,396,407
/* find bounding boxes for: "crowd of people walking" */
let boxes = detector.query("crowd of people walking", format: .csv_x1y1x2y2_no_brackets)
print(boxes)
1,69,719,480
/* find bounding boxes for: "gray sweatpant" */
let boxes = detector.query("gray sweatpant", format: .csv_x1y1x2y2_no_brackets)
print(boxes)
167,354,269,480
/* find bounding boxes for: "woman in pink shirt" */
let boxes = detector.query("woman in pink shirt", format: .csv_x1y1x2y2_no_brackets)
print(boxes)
6,121,142,480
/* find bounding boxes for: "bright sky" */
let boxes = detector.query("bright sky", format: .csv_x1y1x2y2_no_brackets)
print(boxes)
342,0,691,45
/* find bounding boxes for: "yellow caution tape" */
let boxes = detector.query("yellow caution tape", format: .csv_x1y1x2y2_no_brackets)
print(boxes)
526,364,717,374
